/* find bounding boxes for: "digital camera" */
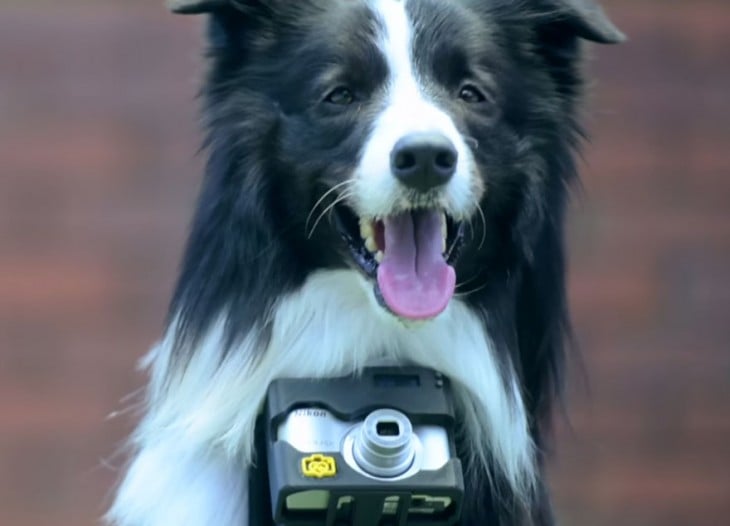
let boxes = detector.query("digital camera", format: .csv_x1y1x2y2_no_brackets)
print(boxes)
249,367,464,526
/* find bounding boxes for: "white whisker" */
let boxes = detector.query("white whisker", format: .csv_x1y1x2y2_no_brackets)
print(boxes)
307,190,354,239
456,272,482,290
454,280,490,298
474,200,488,251
305,180,353,236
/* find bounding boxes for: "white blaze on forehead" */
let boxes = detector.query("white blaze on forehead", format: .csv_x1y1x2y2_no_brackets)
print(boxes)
355,0,478,219
373,0,414,89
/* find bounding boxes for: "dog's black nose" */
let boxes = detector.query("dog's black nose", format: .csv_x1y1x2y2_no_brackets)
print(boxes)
390,132,458,192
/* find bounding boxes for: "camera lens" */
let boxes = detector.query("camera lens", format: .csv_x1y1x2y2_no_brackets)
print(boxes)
353,409,415,478
376,421,400,437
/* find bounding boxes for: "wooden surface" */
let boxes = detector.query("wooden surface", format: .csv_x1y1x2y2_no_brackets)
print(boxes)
0,2,727,525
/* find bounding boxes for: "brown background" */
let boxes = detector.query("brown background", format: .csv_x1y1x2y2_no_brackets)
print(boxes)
0,1,728,525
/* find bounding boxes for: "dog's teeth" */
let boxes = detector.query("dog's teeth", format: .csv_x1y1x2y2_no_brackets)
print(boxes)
440,213,447,239
365,236,377,253
442,237,447,254
359,219,374,240
375,251,384,263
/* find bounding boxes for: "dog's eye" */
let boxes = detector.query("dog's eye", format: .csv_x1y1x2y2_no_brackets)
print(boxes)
458,84,486,104
325,87,355,106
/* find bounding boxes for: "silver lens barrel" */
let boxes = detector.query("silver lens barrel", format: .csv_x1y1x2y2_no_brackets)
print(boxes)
352,409,416,478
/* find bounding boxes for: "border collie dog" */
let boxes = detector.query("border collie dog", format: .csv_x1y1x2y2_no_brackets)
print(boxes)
109,1,623,524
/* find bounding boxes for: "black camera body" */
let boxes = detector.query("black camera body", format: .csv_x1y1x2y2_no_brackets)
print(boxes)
250,367,464,526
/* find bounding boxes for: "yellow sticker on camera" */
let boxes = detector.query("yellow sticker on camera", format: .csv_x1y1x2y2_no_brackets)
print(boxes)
301,454,337,478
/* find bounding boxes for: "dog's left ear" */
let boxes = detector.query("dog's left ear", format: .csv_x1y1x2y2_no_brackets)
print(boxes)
547,0,626,43
166,0,229,14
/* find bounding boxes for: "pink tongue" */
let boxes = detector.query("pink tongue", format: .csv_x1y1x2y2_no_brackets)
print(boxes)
377,210,456,320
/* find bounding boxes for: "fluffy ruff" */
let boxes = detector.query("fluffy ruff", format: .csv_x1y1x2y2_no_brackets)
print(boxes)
108,1,622,524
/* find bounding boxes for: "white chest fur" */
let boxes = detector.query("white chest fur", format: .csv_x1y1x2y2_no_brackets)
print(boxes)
108,270,535,526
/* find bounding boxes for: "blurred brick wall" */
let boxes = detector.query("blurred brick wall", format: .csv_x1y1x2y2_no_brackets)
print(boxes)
0,2,727,525
550,4,730,525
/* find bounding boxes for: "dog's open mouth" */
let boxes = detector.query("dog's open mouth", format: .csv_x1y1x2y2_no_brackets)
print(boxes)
335,206,465,320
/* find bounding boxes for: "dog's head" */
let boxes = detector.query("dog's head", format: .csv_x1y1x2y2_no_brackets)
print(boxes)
170,0,622,322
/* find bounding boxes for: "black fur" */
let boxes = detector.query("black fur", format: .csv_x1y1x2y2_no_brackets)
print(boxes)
167,1,622,524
